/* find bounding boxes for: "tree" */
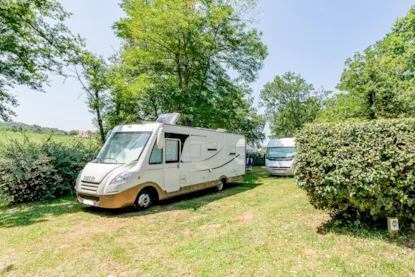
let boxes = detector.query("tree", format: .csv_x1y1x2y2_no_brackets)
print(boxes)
68,130,78,136
0,0,80,121
330,5,415,121
69,52,110,144
260,72,328,138
315,92,365,122
109,0,267,146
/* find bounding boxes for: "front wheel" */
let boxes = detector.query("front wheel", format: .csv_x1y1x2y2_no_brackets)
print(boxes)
134,189,153,211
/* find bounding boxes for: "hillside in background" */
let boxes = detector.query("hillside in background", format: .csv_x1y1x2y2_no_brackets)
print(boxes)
0,122,68,135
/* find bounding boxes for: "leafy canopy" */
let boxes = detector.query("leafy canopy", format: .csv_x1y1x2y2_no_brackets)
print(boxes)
260,72,328,138
110,0,267,146
323,5,415,122
0,0,79,121
69,51,110,144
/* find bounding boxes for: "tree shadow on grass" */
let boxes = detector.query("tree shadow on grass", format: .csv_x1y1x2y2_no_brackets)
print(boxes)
317,216,415,250
0,197,82,228
0,170,263,227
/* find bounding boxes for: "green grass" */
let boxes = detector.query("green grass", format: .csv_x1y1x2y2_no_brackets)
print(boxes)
0,130,89,144
1,168,415,276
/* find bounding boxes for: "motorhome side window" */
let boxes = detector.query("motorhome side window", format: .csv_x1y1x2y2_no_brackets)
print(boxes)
149,144,163,164
166,140,180,163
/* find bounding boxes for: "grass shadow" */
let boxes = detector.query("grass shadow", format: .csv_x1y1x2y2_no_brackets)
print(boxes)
0,196,82,228
317,216,415,249
84,171,263,218
0,170,263,227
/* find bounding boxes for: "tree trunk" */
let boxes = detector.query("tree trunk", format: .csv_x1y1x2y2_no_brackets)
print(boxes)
95,91,105,144
368,90,376,120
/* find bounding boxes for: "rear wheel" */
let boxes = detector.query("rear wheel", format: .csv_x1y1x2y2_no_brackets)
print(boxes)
134,189,153,211
216,179,226,191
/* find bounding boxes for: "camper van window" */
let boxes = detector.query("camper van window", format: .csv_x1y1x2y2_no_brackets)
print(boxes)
165,140,180,163
266,147,295,161
96,132,151,164
149,144,163,164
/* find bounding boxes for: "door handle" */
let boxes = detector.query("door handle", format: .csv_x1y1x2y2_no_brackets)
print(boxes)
177,164,180,169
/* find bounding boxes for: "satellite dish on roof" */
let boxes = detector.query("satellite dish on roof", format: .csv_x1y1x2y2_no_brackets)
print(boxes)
156,113,180,125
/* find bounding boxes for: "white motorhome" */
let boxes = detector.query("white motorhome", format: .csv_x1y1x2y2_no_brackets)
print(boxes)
266,138,295,176
75,114,246,210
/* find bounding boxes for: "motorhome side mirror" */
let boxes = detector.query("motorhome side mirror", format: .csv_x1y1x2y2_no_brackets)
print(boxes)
156,130,164,149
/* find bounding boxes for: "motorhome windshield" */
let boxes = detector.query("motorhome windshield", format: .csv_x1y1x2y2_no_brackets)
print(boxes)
267,147,295,161
96,132,152,164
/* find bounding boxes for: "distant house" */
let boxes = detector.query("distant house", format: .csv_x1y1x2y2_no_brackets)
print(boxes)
77,130,92,138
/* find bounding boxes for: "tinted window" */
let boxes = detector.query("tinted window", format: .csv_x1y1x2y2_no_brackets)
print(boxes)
149,144,163,164
166,140,180,163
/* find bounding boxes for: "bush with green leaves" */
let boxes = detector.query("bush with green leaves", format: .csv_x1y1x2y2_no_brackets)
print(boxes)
0,138,99,204
247,152,265,166
295,118,415,222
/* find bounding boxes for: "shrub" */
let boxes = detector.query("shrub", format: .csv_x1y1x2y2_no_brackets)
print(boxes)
247,151,265,166
295,118,415,222
0,137,99,204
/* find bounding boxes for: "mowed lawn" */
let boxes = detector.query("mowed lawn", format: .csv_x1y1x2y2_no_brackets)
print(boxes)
1,168,415,276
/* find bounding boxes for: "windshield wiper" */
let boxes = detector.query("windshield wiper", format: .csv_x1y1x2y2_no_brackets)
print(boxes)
268,157,293,161
102,158,119,164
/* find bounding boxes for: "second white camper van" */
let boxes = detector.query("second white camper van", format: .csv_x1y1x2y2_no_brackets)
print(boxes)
75,114,246,210
266,138,295,176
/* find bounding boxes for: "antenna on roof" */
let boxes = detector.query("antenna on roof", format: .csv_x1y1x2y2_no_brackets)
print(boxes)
156,113,180,125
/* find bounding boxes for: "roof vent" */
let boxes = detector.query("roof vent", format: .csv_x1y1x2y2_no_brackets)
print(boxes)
156,113,180,125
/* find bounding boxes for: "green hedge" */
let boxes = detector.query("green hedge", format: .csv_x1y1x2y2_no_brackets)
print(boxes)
247,152,265,166
0,138,99,204
295,119,415,222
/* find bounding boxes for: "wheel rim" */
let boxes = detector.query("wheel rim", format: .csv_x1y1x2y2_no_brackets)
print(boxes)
138,193,151,208
217,180,224,191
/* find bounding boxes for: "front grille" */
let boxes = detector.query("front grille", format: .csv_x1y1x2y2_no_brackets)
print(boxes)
80,182,100,193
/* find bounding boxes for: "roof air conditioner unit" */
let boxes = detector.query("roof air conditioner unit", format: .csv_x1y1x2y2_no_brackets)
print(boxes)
156,113,180,125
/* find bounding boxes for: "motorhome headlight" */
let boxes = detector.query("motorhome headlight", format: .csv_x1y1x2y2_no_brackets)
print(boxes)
110,172,132,186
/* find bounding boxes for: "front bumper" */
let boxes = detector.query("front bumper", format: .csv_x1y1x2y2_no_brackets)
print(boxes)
266,167,294,176
77,186,141,209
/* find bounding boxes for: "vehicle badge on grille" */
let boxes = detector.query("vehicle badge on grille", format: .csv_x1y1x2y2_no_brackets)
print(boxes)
83,176,96,182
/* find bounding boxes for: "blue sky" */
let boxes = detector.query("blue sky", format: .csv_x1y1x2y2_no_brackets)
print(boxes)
13,0,414,143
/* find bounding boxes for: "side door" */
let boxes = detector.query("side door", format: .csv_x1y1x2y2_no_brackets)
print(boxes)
164,139,181,192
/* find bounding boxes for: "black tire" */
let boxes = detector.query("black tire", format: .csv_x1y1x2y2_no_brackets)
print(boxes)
133,189,153,211
217,179,226,191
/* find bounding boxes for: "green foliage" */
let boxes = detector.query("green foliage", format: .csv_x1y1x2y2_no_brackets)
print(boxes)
0,121,67,134
109,0,267,146
0,0,80,121
70,51,110,144
260,72,329,137
316,92,366,122
0,137,99,204
246,151,265,166
328,5,415,121
295,118,415,223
